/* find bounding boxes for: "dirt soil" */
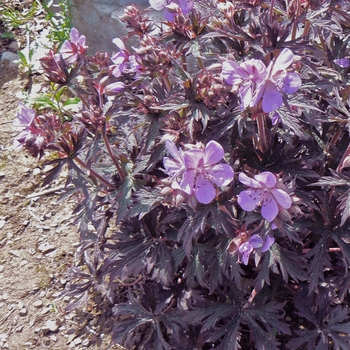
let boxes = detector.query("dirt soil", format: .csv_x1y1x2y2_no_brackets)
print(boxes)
0,7,122,350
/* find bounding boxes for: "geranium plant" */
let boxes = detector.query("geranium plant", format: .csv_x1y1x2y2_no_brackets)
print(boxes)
14,0,350,348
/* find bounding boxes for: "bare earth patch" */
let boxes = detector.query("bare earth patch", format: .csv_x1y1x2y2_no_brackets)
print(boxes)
0,31,122,350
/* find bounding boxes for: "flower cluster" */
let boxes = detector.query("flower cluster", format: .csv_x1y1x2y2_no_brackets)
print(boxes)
222,48,301,113
237,171,292,222
238,233,275,265
59,27,87,63
163,140,234,204
149,0,194,21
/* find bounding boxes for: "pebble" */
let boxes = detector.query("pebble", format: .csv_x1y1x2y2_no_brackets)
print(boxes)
19,308,27,316
2,293,8,301
8,41,20,51
42,319,60,334
33,300,43,308
34,328,41,334
9,250,21,257
19,260,28,268
32,168,41,175
82,338,90,347
0,265,4,273
0,172,5,178
0,51,19,67
38,243,55,254
18,301,24,309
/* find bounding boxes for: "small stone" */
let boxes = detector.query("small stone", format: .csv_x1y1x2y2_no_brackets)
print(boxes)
38,243,55,254
0,220,5,229
0,265,4,273
2,293,8,300
41,307,50,315
15,325,24,332
19,260,28,268
33,300,43,308
18,301,24,309
0,172,5,178
19,308,27,316
89,318,97,327
0,51,19,67
32,168,41,175
42,319,60,334
82,338,90,347
74,337,82,345
9,250,21,257
8,41,20,51
34,328,41,334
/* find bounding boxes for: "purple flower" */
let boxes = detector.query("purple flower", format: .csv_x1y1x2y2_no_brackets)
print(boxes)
238,234,275,265
60,28,87,63
111,38,141,78
104,81,126,95
163,140,234,204
254,48,301,113
237,171,292,222
149,0,194,21
13,103,36,131
334,58,350,68
222,58,267,110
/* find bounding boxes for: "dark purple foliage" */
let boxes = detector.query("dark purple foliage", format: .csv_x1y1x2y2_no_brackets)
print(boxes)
14,0,350,348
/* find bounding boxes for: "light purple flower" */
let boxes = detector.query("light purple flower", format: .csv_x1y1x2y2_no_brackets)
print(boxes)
149,0,194,21
334,58,350,68
104,81,126,95
222,58,267,110
60,28,87,63
254,48,301,113
111,38,141,78
237,171,292,222
163,140,234,204
238,234,275,265
13,103,36,131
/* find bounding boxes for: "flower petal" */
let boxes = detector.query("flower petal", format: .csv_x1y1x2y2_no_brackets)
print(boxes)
222,60,246,86
261,193,279,222
163,8,175,21
204,140,224,166
184,149,203,169
149,0,165,10
262,81,283,113
261,234,275,252
237,189,264,211
283,72,301,94
163,157,182,175
194,174,216,204
238,173,261,188
239,83,253,110
271,188,292,209
207,164,234,186
272,48,294,74
70,28,80,43
334,58,350,68
179,169,196,195
178,0,193,13
112,38,126,50
249,234,264,248
254,172,276,189
165,140,182,162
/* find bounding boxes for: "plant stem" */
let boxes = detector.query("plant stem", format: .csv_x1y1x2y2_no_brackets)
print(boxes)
163,75,172,92
197,57,205,70
102,123,126,180
269,0,275,23
256,113,268,152
74,156,114,188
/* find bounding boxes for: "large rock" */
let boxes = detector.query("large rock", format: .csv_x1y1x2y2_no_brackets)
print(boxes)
70,0,160,53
